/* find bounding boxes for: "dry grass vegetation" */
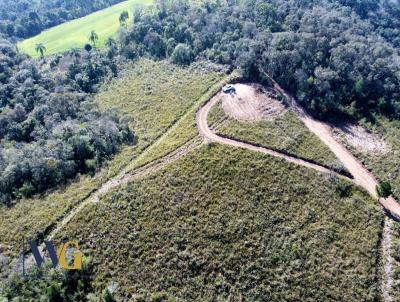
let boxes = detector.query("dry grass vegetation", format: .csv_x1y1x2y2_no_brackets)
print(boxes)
96,59,228,175
334,118,400,200
0,175,101,258
0,59,227,257
333,118,400,299
208,100,343,170
55,144,382,301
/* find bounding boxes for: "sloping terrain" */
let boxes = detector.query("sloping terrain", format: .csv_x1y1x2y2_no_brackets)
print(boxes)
333,118,400,300
0,60,226,259
0,65,394,301
54,144,382,301
207,84,343,170
334,118,400,201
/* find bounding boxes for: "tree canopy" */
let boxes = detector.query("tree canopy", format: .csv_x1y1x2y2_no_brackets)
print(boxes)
116,0,400,121
0,39,133,205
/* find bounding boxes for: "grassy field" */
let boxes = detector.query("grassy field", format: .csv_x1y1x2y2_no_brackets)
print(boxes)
17,0,151,57
208,100,344,170
0,60,227,257
97,59,230,175
333,118,400,299
0,57,385,299
54,143,383,301
334,118,400,200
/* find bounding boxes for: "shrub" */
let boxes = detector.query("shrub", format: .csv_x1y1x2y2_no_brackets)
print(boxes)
376,181,392,198
102,289,116,302
84,43,92,52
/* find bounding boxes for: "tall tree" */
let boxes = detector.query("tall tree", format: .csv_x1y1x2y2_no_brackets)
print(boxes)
88,30,99,47
35,43,46,58
106,37,117,48
119,10,129,27
106,37,117,57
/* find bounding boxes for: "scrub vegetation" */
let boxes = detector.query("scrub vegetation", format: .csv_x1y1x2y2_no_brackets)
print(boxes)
1,0,399,300
333,118,400,301
96,59,229,174
55,144,382,301
208,100,343,169
334,118,400,200
0,59,227,257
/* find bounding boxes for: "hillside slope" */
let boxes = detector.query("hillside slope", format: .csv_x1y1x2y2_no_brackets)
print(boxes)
0,60,224,258
55,144,382,301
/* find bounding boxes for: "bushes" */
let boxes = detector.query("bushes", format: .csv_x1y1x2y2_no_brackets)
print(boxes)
0,258,104,302
333,177,353,198
103,289,117,302
377,181,393,198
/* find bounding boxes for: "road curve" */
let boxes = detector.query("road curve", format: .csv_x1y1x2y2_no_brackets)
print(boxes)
197,81,400,220
197,92,351,181
266,77,400,220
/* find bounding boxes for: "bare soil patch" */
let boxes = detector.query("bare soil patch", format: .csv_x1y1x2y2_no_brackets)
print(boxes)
335,124,390,154
220,83,286,121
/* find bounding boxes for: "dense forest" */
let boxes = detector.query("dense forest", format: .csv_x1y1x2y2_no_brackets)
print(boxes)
0,0,126,39
117,0,400,120
0,39,133,205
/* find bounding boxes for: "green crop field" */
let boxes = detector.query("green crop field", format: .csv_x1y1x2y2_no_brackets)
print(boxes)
17,0,151,57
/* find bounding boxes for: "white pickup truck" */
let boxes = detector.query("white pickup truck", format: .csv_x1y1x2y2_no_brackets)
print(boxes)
222,85,235,93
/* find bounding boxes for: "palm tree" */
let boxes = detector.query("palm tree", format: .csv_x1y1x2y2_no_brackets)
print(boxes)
119,10,129,27
35,43,46,59
88,30,99,47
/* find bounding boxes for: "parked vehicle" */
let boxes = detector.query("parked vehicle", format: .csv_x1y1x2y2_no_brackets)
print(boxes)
222,85,235,93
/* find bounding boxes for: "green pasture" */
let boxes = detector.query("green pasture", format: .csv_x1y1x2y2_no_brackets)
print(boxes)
17,0,151,57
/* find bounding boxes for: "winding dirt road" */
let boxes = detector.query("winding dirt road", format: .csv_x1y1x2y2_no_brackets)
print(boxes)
11,78,400,301
197,91,350,180
196,81,400,220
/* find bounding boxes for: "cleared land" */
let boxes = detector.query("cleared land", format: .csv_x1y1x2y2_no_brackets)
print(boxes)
27,80,386,300
54,144,382,301
334,118,400,201
0,60,226,258
207,84,343,170
96,59,232,174
201,82,400,219
17,0,150,57
0,66,392,299
333,118,400,300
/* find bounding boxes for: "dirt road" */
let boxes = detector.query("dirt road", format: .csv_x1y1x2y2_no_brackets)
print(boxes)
47,137,201,241
197,92,350,179
197,81,400,220
11,78,400,296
